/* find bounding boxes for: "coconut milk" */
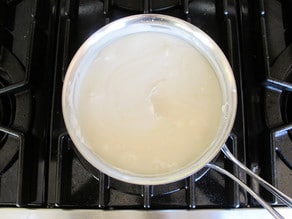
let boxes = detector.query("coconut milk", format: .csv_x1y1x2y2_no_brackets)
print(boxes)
77,32,223,175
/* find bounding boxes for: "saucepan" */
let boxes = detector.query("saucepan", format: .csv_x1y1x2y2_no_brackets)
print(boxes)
62,14,291,218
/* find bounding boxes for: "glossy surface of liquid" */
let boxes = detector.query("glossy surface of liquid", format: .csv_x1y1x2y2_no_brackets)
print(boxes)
77,32,223,175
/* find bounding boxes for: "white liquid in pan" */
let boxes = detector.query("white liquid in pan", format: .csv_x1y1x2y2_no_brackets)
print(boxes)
77,32,223,175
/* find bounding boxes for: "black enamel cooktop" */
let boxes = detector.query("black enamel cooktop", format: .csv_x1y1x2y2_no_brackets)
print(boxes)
0,0,291,208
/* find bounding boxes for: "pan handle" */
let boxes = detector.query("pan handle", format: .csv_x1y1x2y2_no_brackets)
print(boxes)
206,163,284,219
205,144,292,219
221,144,292,207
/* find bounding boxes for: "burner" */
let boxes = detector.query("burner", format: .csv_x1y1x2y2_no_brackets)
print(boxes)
281,72,292,126
265,45,292,128
0,46,30,176
112,0,180,12
0,28,13,49
283,92,292,123
0,78,13,144
281,85,292,147
0,1,17,31
0,46,25,84
265,45,292,184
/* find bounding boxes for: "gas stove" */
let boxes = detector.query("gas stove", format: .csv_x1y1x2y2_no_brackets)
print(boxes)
0,0,291,213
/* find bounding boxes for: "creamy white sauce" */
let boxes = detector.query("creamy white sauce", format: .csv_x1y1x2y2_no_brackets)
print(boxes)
77,32,223,175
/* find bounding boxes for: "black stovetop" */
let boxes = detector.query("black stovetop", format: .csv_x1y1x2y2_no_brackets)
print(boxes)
0,0,291,209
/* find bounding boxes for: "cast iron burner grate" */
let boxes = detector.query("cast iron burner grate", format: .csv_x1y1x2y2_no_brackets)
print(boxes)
265,45,292,171
264,43,292,201
240,0,292,204
48,0,246,209
0,0,54,207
